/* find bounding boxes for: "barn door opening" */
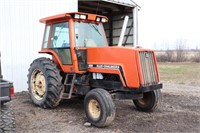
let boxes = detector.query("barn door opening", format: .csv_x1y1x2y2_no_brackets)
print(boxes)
78,0,139,47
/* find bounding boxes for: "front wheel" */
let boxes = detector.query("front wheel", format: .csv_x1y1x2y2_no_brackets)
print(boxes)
133,89,162,112
84,88,116,127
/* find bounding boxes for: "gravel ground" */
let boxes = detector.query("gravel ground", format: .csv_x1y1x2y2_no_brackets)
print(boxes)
6,82,200,133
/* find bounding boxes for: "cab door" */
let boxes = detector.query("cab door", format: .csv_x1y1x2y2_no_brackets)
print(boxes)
41,20,87,73
50,22,72,65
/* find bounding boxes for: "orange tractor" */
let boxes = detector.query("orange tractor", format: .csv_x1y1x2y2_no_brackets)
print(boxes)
28,12,162,127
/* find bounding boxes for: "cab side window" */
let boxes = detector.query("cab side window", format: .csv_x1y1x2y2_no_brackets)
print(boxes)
50,22,72,65
42,25,50,48
50,22,70,48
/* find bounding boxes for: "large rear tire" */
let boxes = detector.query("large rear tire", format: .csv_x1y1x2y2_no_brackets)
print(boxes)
84,88,116,127
28,57,63,108
0,107,15,132
133,89,162,112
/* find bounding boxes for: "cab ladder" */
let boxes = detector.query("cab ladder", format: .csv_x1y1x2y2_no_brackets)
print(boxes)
62,73,76,99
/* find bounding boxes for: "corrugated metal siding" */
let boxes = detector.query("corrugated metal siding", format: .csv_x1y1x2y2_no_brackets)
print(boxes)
105,13,134,46
0,0,77,92
102,0,136,7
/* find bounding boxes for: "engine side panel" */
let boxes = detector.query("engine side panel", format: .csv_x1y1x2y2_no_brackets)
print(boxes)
87,47,140,88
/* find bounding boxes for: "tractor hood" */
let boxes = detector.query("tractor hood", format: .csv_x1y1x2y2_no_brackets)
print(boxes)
87,46,160,88
87,46,158,88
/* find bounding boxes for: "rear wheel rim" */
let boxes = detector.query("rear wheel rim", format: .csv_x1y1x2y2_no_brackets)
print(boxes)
30,69,46,100
137,93,151,107
88,99,101,119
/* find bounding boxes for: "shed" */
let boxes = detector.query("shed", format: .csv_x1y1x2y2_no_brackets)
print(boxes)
0,0,77,92
78,0,140,46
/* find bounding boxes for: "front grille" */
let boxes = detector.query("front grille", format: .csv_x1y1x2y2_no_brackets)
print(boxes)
139,51,158,86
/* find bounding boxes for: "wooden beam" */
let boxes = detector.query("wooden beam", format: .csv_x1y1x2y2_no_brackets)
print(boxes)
79,1,121,11
108,13,113,46
79,5,104,13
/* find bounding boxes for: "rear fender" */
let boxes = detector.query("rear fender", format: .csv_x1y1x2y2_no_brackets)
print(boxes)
39,50,65,72
39,49,86,74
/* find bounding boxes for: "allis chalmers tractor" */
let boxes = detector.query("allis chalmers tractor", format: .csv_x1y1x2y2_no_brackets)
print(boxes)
28,12,162,127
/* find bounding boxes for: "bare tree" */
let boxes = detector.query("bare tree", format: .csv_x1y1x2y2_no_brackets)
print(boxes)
193,50,200,63
175,39,186,62
156,41,174,62
165,49,174,62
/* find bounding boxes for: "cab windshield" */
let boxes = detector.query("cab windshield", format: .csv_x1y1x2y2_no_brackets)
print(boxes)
75,22,108,47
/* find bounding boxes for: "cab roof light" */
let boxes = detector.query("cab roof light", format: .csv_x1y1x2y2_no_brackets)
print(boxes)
95,17,108,23
101,18,107,23
74,14,80,19
96,17,101,22
80,14,87,19
73,14,87,20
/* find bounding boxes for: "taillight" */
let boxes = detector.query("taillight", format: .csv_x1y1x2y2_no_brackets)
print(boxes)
10,86,14,97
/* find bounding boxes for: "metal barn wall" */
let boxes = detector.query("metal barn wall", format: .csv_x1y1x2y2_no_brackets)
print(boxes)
0,0,77,92
78,1,138,47
104,13,134,46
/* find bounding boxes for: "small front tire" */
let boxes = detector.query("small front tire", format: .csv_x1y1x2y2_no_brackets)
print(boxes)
133,89,162,112
84,88,116,127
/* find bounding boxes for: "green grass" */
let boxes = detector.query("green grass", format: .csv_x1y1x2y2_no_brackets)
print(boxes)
158,62,200,86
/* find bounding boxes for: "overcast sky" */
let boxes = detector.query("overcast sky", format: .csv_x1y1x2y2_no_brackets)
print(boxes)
135,0,200,50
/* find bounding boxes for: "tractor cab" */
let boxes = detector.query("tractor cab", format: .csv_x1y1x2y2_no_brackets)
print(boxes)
39,12,108,73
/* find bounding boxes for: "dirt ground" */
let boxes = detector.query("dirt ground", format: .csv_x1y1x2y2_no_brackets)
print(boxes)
6,82,200,133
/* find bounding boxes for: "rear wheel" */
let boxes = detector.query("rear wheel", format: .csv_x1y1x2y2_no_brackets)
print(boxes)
84,88,116,127
133,89,162,112
28,57,63,108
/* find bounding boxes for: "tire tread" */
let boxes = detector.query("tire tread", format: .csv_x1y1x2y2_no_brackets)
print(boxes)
28,57,63,108
84,88,116,127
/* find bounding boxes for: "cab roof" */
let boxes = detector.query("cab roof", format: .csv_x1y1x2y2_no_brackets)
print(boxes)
39,12,108,24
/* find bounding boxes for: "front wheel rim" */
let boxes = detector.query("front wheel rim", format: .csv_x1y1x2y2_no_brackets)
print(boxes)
137,93,151,106
88,99,101,119
30,69,46,100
